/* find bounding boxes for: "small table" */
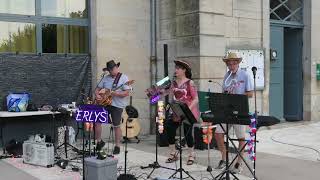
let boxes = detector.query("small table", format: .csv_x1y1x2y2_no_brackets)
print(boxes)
0,111,60,154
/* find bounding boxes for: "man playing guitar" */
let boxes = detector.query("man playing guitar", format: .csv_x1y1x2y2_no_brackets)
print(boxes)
95,60,131,155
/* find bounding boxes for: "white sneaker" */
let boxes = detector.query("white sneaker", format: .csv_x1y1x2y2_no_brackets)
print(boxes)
230,162,242,174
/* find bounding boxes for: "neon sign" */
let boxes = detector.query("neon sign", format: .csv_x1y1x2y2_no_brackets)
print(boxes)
75,105,108,123
150,94,161,104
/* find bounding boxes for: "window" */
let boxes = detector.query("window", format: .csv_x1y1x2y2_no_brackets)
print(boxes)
270,0,303,24
42,24,65,53
42,24,88,53
41,0,87,18
68,25,88,53
0,0,35,15
0,22,36,53
0,0,89,54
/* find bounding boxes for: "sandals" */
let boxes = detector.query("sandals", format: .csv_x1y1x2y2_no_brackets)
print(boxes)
187,154,195,165
166,151,195,165
165,151,178,163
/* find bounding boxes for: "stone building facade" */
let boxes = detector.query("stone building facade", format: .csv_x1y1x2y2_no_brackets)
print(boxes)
90,0,318,136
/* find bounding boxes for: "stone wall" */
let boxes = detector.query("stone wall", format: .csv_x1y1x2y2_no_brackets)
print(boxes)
158,0,269,115
92,0,151,137
90,0,320,137
310,0,320,121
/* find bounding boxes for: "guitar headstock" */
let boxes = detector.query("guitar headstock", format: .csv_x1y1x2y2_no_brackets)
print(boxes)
85,97,93,104
126,80,135,86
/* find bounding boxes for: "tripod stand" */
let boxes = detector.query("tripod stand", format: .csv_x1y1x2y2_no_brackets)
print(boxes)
167,101,196,180
168,121,195,180
214,116,258,180
56,110,79,159
140,117,175,179
206,80,215,178
203,123,215,179
215,120,239,180
118,111,136,179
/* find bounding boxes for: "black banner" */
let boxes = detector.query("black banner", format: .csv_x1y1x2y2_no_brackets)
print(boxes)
0,54,91,110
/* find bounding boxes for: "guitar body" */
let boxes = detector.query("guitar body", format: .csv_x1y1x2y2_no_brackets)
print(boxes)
121,110,141,138
95,80,135,106
96,88,113,106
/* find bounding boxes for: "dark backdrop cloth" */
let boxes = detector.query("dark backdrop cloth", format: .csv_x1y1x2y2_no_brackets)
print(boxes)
0,54,91,110
0,54,91,147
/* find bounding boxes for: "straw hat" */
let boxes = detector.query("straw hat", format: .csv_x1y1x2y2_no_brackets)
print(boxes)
222,52,242,63
174,60,192,79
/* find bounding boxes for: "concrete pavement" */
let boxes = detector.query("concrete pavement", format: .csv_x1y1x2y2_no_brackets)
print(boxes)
0,121,319,180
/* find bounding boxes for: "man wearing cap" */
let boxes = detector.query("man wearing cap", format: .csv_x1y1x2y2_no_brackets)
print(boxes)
95,60,131,155
214,52,253,173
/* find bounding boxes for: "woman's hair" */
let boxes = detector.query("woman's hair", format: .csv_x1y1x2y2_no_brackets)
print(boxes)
185,70,192,79
175,64,192,79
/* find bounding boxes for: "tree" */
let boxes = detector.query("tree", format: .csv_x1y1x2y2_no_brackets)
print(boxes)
0,24,36,53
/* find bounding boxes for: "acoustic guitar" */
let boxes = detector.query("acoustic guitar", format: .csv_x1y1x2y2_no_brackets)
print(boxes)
120,96,141,140
95,80,135,106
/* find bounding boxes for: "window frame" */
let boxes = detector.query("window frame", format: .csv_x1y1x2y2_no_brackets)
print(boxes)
270,0,304,27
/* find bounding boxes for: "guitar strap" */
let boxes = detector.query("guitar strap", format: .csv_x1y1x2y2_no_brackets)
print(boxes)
112,73,122,90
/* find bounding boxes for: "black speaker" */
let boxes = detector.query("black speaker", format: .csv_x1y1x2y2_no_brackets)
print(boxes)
5,139,22,157
157,115,169,147
157,129,169,147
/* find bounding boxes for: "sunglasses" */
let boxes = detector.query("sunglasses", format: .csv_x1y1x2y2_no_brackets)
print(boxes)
227,62,238,66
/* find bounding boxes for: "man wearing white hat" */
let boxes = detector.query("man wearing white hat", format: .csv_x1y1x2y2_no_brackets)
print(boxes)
214,52,253,173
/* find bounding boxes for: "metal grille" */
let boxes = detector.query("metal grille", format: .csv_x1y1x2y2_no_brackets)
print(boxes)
270,0,303,24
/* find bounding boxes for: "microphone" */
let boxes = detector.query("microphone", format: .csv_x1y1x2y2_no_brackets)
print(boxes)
101,72,106,77
251,66,257,77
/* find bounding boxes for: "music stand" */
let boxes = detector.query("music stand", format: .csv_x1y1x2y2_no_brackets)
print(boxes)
207,93,250,180
168,101,196,180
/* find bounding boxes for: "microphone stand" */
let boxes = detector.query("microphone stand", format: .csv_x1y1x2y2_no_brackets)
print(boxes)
118,88,136,180
89,73,106,156
206,80,213,174
251,67,257,120
251,66,258,180
80,73,105,180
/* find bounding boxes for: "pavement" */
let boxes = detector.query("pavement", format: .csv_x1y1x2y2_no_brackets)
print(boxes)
0,121,319,180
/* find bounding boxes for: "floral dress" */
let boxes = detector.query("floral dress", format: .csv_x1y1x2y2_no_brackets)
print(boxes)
171,79,200,121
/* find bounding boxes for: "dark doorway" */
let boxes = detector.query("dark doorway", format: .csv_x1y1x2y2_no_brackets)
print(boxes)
284,28,303,121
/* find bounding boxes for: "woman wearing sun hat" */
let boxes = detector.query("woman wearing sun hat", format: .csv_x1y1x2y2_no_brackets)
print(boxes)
164,59,200,166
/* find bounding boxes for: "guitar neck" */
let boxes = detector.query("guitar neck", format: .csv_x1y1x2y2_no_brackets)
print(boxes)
129,96,132,106
113,84,125,91
113,81,131,91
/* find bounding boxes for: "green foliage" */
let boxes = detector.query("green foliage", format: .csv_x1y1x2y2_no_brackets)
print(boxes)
0,24,36,53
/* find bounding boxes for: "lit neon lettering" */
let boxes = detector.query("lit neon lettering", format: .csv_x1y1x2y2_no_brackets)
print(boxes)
75,105,109,124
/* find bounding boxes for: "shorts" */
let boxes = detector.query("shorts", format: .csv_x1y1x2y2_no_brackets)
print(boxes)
215,123,246,139
106,106,123,127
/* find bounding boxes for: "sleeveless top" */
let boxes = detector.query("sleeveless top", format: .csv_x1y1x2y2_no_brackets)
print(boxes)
171,80,200,122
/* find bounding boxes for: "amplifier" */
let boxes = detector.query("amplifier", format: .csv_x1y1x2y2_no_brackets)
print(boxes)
23,141,54,168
